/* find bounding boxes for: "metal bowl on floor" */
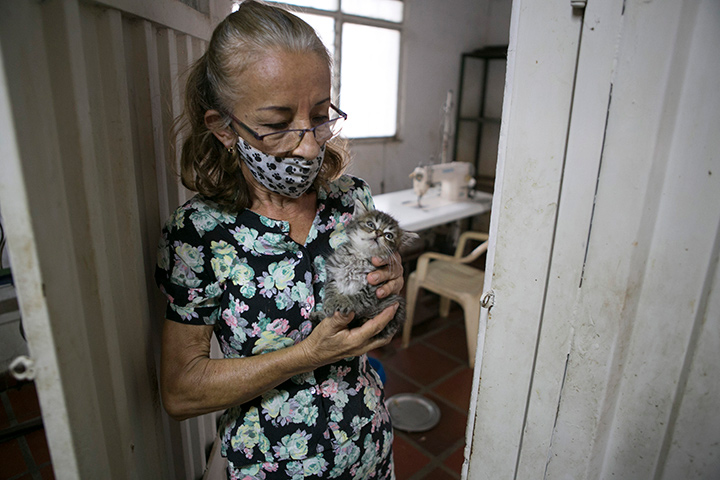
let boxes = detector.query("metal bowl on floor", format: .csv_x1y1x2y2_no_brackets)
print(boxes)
386,393,441,432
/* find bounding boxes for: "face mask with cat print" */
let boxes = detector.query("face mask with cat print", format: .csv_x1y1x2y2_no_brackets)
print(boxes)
237,138,325,198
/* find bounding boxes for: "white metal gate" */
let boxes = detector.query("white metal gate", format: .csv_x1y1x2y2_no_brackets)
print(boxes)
0,0,229,477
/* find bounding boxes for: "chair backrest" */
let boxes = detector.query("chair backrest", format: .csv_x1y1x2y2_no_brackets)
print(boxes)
465,241,489,264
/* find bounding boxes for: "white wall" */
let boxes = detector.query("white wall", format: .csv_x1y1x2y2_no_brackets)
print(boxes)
346,0,512,194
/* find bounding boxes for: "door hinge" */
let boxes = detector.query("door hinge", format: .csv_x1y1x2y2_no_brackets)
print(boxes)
481,289,495,309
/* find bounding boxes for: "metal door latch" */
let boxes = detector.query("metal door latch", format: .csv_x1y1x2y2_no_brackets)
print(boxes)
481,289,495,309
9,355,36,381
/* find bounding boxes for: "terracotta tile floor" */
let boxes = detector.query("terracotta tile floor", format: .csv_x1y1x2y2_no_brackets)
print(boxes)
371,293,475,480
0,375,55,480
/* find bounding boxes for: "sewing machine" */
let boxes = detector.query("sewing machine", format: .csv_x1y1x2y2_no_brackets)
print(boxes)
410,162,476,206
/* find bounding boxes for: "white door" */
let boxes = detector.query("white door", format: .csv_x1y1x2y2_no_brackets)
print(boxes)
465,0,720,478
0,0,228,478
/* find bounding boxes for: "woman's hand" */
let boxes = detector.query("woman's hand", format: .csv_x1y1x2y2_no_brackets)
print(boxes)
161,254,404,420
301,304,398,367
367,251,404,298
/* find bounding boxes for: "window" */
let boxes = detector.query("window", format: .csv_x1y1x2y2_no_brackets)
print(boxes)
257,0,404,139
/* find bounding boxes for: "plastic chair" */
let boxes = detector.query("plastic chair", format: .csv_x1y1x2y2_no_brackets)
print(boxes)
402,231,489,368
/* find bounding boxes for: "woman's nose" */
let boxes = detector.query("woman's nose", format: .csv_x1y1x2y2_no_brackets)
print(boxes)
291,130,322,160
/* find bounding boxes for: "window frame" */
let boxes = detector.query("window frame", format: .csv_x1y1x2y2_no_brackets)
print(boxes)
266,1,405,143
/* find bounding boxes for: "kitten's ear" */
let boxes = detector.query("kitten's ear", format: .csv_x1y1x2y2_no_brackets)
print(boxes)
401,230,421,246
353,198,370,216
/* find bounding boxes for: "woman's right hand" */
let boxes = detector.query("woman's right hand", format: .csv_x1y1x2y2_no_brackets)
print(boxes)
300,303,399,367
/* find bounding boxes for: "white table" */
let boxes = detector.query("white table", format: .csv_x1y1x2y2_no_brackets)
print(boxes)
373,187,493,232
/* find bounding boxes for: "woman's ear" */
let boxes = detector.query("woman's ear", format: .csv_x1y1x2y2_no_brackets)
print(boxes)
205,109,237,149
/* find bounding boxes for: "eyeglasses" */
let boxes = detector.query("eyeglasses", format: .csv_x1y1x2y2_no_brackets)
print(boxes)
227,104,347,154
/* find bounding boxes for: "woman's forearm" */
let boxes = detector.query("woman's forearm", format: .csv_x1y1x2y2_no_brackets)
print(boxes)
160,301,396,420
160,321,318,421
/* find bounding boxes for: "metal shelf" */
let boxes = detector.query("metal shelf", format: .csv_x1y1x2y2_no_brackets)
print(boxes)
453,45,508,192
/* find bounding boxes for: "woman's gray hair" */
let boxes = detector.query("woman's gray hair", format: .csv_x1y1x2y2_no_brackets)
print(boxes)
207,0,331,113
173,0,346,209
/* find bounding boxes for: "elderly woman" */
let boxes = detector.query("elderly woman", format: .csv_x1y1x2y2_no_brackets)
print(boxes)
155,1,402,479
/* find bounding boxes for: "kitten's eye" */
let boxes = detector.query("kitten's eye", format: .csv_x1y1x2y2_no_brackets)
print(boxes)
384,232,394,240
366,221,375,229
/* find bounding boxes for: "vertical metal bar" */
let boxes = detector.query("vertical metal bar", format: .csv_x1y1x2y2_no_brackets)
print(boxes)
453,53,468,163
474,56,490,175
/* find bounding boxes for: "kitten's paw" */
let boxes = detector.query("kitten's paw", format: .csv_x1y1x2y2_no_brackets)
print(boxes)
335,300,354,316
310,311,326,325
325,296,353,316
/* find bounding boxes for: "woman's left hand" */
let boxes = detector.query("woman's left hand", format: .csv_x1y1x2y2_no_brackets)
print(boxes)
367,252,404,298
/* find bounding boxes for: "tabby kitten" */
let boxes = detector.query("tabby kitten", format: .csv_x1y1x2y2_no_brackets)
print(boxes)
313,199,420,339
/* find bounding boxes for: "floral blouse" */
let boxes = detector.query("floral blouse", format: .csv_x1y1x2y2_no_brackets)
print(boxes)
155,175,393,475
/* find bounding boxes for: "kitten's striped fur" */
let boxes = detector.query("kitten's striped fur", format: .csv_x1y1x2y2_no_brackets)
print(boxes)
313,199,419,338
